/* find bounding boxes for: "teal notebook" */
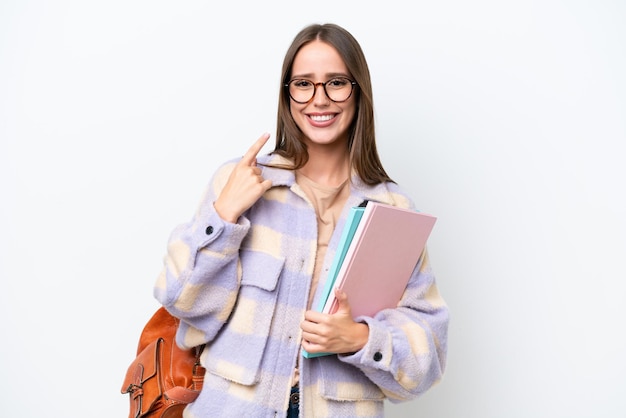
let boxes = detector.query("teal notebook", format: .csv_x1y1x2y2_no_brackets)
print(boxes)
302,205,366,358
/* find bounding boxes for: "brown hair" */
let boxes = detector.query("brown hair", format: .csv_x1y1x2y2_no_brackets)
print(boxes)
273,23,393,185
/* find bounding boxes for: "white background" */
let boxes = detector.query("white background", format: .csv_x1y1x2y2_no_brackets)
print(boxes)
1,1,625,417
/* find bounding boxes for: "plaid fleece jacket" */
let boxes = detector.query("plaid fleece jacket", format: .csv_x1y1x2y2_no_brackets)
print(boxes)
154,154,449,418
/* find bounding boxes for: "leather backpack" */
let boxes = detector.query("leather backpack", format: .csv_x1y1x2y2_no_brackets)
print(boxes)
121,307,206,418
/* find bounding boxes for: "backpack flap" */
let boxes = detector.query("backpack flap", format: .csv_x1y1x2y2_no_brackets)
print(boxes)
121,338,163,418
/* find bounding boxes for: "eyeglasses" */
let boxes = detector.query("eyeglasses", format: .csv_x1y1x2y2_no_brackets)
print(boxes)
285,77,357,104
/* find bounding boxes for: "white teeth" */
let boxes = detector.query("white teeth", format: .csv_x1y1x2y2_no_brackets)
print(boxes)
310,114,333,122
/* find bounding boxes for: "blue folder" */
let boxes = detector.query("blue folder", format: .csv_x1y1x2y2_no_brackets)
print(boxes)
302,205,366,358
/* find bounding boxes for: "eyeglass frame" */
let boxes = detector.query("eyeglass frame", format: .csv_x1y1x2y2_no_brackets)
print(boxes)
284,77,358,104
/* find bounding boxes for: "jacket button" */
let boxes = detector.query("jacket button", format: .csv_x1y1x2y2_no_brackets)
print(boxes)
205,225,214,235
373,352,382,362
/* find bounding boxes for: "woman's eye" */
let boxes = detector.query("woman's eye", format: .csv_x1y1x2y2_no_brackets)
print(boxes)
294,80,313,88
328,78,349,87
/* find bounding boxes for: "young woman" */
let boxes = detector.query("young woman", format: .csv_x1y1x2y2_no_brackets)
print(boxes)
154,23,448,418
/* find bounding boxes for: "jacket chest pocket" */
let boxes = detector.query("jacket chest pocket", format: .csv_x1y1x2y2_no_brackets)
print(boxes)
202,249,285,385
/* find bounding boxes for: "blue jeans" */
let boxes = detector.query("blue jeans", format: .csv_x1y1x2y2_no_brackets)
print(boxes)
287,386,299,418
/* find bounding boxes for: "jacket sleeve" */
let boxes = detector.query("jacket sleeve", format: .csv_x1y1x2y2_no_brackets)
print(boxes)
153,161,249,349
338,247,449,402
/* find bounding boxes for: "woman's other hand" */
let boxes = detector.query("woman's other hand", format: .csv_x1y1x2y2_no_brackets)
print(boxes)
300,289,370,355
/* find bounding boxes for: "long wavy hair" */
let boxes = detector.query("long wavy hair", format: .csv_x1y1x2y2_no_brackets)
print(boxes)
273,23,393,185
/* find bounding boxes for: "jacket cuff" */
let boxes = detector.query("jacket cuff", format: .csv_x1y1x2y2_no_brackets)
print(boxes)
190,208,250,255
340,317,392,368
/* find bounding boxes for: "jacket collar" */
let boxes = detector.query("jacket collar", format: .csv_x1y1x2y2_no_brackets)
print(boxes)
258,153,400,208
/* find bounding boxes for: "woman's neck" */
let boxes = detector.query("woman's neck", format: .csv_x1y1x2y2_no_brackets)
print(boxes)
299,143,350,188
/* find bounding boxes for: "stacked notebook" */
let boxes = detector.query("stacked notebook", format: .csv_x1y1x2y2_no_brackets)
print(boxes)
302,201,437,358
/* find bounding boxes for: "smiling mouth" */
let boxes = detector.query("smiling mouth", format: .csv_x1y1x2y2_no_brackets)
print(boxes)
309,114,335,122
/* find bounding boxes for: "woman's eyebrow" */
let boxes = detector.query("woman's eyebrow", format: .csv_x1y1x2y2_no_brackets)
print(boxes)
290,72,351,80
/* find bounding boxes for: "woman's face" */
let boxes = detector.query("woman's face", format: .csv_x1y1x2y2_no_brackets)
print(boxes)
289,40,356,149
